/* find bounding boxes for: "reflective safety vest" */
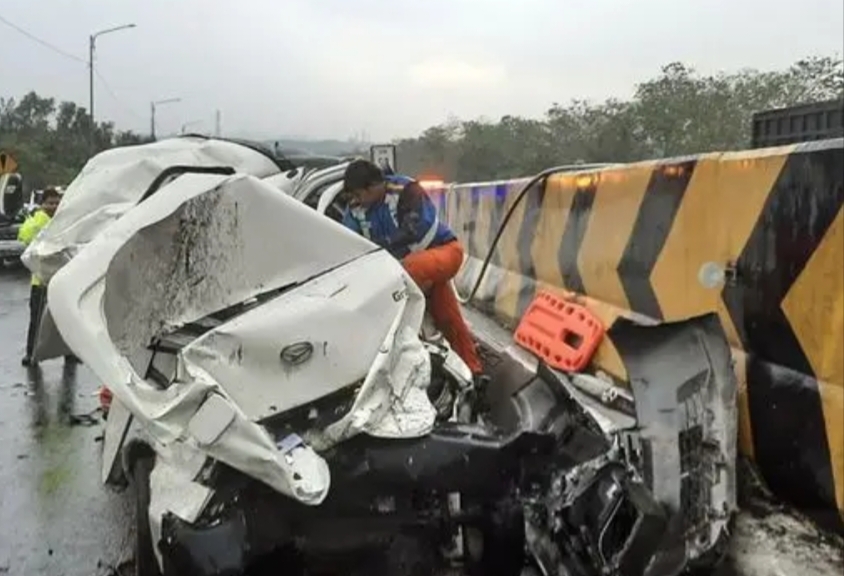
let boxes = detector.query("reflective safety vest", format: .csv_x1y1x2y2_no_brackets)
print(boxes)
344,174,455,258
17,209,51,286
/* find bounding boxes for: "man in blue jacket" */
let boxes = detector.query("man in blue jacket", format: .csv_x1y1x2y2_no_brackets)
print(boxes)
342,159,482,375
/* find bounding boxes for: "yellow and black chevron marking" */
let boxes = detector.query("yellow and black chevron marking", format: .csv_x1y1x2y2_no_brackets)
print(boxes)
493,179,536,321
438,139,844,531
618,159,698,320
719,142,844,530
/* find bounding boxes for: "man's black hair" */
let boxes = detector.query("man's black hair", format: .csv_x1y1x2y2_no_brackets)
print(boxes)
42,187,61,201
343,159,384,192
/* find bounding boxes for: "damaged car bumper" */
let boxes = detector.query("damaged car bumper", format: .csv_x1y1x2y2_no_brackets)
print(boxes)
143,311,738,576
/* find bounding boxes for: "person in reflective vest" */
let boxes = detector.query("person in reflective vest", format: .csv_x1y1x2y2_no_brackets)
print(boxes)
342,159,483,375
18,187,61,366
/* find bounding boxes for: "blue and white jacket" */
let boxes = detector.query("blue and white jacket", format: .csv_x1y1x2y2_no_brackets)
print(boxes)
342,174,456,259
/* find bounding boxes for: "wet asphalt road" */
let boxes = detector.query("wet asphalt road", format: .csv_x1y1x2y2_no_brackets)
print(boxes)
0,268,134,576
1,266,841,576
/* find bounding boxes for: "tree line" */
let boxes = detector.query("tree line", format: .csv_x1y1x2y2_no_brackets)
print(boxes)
1,55,841,189
395,55,844,181
0,92,150,190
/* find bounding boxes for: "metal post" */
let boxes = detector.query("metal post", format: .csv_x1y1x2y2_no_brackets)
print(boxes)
88,35,95,132
88,24,136,150
149,98,181,141
150,102,156,140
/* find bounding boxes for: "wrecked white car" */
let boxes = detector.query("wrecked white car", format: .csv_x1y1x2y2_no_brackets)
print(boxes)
24,137,738,576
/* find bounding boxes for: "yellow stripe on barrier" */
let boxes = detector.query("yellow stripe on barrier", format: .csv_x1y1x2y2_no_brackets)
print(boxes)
731,351,754,461
782,205,844,514
578,163,655,312
530,173,577,290
494,180,533,322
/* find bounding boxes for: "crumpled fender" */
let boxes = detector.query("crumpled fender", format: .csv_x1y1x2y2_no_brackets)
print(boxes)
609,312,738,569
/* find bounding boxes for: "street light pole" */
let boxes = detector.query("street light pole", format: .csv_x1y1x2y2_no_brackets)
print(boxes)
88,23,136,146
150,98,181,140
88,36,94,129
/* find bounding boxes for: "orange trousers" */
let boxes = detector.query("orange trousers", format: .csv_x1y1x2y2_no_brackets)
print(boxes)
402,240,484,375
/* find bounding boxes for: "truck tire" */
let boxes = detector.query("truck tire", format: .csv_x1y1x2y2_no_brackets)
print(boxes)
134,456,162,576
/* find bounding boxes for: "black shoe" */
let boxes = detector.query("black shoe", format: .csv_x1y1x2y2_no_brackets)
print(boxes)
64,354,80,364
21,356,32,367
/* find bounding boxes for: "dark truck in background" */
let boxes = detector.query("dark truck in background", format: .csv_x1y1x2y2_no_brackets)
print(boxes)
751,98,844,148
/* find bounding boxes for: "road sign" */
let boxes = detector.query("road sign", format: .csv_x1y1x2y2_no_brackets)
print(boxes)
370,144,397,173
0,151,18,175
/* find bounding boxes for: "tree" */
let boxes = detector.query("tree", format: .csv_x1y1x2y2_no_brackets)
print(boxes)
0,91,150,190
395,54,844,181
782,55,844,103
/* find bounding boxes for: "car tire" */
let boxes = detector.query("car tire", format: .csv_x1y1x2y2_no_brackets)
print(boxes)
134,456,162,576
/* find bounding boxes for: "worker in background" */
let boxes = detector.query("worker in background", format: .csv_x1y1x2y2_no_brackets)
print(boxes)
341,159,484,377
18,187,61,367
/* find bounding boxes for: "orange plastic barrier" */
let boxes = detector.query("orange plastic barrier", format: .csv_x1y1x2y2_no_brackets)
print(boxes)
514,291,605,372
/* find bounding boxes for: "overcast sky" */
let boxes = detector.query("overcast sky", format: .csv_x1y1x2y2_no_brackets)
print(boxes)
2,0,842,141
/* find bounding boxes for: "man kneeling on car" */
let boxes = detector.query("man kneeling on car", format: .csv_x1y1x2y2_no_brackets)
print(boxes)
341,159,483,377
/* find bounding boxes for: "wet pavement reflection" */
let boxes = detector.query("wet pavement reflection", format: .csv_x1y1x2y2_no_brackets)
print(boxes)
0,268,133,576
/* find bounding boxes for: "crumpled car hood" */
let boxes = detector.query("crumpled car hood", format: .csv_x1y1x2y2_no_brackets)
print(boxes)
47,168,437,505
22,137,284,284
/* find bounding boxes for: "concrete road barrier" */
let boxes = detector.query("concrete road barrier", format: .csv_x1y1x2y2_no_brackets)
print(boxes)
432,139,844,532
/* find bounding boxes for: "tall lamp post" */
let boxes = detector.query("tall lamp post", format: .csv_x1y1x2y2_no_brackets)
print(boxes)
88,24,136,142
150,98,181,140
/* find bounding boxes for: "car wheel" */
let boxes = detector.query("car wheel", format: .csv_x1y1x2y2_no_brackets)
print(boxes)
134,456,162,576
